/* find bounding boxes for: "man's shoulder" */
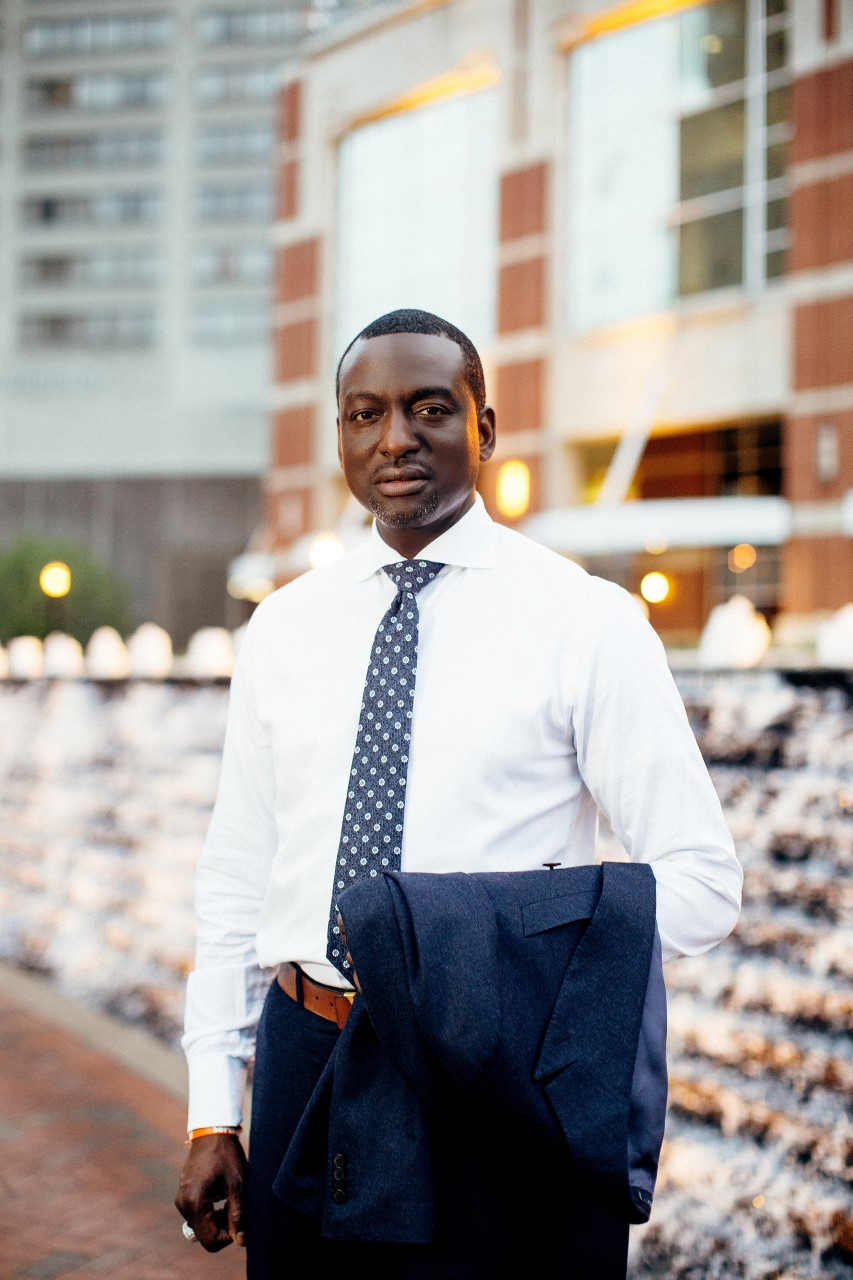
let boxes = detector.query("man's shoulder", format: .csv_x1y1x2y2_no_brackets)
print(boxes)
494,524,610,598
244,546,371,633
493,524,651,635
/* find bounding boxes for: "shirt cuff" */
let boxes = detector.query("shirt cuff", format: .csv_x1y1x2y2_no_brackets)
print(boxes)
186,1051,248,1132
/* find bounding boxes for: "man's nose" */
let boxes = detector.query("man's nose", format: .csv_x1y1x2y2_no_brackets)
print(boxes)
380,408,419,455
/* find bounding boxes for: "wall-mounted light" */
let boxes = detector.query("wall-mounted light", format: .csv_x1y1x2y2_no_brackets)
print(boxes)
640,571,670,604
727,543,757,573
308,531,345,569
815,422,839,484
496,459,531,520
39,561,71,598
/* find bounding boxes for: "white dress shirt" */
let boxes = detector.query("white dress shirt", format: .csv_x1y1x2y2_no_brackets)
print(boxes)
183,496,741,1129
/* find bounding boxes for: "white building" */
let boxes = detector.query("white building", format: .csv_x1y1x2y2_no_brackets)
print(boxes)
0,0,386,642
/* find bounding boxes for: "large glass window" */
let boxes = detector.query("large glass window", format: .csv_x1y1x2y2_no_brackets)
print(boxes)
19,309,157,348
191,300,269,344
22,130,163,169
22,190,161,226
23,14,172,56
21,247,160,287
196,122,273,166
195,64,279,106
26,72,169,112
195,183,272,222
567,0,790,330
192,241,272,285
335,88,499,354
196,9,302,44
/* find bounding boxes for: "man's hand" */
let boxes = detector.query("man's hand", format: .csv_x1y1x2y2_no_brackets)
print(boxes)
175,1133,248,1252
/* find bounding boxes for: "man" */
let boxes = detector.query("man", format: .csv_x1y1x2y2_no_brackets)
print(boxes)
176,309,742,1277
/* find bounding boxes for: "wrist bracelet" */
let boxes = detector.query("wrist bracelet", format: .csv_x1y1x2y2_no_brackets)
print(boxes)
185,1125,242,1146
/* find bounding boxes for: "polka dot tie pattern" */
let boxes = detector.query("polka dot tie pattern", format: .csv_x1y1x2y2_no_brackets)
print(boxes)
327,559,445,977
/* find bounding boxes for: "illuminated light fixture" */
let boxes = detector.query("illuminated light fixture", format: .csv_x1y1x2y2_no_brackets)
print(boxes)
640,571,671,604
228,578,275,604
39,561,71,598
560,0,712,49
227,552,275,602
752,1195,765,1210
728,543,757,573
644,535,668,555
308,532,346,570
342,56,500,133
496,460,531,520
700,33,723,54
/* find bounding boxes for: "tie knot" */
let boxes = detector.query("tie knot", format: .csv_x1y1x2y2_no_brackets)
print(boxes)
383,559,444,597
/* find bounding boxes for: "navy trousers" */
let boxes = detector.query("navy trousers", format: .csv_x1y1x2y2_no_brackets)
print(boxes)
247,978,630,1280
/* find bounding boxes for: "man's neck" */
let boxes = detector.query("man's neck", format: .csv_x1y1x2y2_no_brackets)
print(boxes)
375,493,475,559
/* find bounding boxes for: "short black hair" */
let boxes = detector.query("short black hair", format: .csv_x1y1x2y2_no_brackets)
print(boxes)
335,308,486,413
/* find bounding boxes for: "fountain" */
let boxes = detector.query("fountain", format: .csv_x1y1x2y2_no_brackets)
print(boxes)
0,665,850,1277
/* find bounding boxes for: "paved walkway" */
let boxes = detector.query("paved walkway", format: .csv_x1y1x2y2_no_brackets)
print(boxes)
0,965,244,1280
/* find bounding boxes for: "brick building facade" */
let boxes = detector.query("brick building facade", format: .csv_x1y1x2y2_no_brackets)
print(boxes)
259,0,853,643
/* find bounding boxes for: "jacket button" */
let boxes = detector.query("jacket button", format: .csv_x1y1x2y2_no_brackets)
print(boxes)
333,1167,346,1184
333,1153,346,1169
333,1189,347,1204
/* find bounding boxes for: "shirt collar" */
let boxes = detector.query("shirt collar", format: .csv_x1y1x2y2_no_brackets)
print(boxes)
352,493,498,581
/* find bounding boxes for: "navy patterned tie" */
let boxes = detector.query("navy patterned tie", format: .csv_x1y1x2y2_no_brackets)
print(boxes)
327,559,445,976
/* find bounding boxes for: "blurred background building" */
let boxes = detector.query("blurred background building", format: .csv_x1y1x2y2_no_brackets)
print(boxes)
0,0,386,645
2,0,851,648
260,0,853,646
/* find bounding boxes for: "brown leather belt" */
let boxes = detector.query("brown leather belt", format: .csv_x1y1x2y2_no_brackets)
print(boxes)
278,962,355,1030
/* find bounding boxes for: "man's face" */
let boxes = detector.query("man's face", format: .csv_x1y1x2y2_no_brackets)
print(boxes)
336,332,496,557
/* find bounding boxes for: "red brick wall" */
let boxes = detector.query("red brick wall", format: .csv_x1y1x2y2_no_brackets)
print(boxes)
783,57,853,614
784,411,853,503
267,79,323,569
494,358,544,433
276,238,319,304
274,319,318,383
790,171,853,272
490,161,551,523
497,257,547,334
794,295,853,390
272,406,315,469
783,537,853,612
499,162,548,241
791,61,853,163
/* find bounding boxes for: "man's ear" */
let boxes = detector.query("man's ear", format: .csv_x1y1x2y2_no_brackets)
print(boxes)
336,418,343,469
478,405,497,463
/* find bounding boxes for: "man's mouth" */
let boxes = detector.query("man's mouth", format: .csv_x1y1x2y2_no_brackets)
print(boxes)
373,469,430,497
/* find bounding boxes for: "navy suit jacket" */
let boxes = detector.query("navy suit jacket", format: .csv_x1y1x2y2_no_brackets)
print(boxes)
274,862,667,1244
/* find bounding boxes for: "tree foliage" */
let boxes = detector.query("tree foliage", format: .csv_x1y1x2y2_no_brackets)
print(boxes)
0,534,130,645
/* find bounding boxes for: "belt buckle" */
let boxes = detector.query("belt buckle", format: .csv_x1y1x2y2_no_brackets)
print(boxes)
342,990,356,1003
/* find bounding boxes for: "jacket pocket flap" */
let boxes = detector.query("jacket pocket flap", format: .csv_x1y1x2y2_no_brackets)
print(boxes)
522,889,600,936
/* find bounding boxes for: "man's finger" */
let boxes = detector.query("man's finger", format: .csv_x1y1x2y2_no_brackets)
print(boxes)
193,1205,233,1253
226,1175,247,1247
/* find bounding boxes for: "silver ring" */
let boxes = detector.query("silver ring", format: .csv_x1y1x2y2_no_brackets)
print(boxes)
182,1221,198,1243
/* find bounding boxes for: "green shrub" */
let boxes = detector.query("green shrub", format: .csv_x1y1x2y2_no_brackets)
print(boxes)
0,533,130,645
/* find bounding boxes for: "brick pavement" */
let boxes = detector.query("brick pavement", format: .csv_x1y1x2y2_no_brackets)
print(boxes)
0,976,244,1280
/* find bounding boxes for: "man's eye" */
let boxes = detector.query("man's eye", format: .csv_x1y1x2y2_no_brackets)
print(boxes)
417,404,447,417
352,410,377,422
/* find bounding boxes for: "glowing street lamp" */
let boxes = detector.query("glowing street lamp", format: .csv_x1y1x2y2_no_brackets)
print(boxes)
39,561,71,598
496,459,531,520
728,543,757,573
640,571,671,605
308,532,345,569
